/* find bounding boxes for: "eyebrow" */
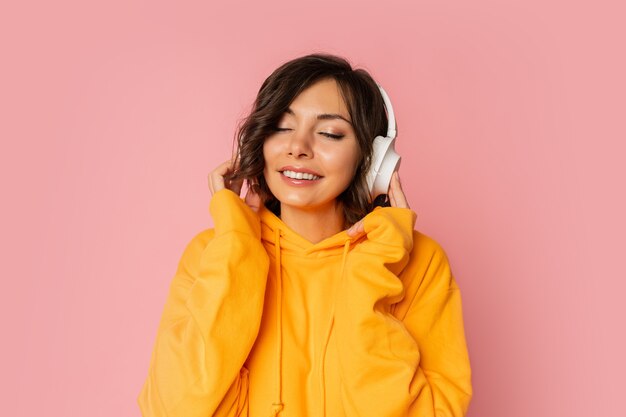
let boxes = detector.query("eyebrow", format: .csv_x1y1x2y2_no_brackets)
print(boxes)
285,107,353,125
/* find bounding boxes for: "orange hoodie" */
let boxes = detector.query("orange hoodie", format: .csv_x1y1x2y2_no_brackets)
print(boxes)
138,189,472,417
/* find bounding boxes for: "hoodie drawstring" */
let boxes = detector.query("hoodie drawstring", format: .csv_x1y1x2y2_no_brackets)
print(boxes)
319,239,352,417
269,230,352,417
271,227,284,416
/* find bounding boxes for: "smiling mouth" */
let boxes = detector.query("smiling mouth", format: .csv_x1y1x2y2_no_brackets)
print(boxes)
280,170,322,181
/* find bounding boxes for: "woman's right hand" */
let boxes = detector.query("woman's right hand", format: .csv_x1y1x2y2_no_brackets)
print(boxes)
208,157,262,213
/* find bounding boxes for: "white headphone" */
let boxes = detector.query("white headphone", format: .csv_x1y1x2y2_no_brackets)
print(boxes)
366,83,401,200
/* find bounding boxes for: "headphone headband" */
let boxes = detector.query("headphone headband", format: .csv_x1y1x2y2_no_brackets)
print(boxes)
376,83,396,139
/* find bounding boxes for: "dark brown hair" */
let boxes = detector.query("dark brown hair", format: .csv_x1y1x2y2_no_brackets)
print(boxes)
228,53,392,227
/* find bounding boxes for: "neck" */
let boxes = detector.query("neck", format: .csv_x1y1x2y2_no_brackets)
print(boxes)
279,202,345,244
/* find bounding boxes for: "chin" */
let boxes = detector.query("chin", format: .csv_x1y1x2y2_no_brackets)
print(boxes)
278,194,342,212
275,194,319,209
265,176,348,211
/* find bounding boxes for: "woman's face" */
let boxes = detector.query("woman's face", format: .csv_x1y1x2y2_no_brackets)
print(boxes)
263,78,360,213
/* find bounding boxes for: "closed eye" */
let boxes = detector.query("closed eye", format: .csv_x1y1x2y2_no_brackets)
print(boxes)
320,132,344,139
274,127,344,140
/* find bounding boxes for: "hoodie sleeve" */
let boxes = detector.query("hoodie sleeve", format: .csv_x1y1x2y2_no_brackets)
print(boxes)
137,189,269,417
334,207,472,417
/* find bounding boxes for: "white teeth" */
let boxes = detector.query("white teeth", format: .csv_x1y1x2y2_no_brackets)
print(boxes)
282,170,320,180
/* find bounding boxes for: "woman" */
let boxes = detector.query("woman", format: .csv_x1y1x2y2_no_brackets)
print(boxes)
138,53,472,417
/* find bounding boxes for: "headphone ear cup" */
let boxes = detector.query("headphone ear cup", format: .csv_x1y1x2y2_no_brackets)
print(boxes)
366,135,386,197
367,136,401,201
368,83,400,203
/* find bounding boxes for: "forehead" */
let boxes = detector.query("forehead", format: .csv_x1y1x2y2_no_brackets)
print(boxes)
288,78,351,121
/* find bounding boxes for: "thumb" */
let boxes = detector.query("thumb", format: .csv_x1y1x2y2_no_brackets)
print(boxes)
346,219,365,237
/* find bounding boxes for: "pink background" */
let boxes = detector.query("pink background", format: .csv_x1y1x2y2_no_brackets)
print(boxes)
1,1,624,416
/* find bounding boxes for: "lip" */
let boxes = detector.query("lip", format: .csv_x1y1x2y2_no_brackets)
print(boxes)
279,171,322,187
277,165,323,187
278,165,323,177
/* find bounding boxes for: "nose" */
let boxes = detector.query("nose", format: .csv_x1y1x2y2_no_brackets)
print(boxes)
287,128,313,158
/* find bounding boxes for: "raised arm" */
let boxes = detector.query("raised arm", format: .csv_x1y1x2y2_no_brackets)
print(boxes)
137,189,269,417
335,206,472,416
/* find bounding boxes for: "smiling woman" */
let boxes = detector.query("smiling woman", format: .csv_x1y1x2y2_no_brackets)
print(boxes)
138,53,473,417
262,78,361,241
229,54,392,230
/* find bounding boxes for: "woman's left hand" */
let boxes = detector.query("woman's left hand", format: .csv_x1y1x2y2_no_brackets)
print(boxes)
346,171,410,237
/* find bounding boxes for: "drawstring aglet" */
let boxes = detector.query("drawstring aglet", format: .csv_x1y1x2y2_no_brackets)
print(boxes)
271,402,284,416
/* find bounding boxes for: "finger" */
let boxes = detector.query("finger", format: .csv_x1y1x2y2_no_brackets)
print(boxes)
210,159,232,182
347,219,365,237
208,159,234,195
392,171,410,209
208,172,214,195
209,172,225,195
387,173,395,206
398,171,410,209
388,183,398,207
392,171,406,208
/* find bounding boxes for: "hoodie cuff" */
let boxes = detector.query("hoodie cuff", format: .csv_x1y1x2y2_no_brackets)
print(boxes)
362,207,417,252
209,189,262,238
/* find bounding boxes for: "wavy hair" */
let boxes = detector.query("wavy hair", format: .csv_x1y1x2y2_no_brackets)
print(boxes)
227,53,393,227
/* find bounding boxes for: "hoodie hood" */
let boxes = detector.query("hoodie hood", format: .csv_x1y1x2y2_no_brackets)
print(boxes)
258,204,360,256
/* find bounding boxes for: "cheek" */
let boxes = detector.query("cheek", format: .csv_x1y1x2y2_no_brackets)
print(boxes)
345,147,362,186
262,138,280,166
321,147,360,187
262,142,273,173
260,141,272,185
319,142,358,166
339,144,361,176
